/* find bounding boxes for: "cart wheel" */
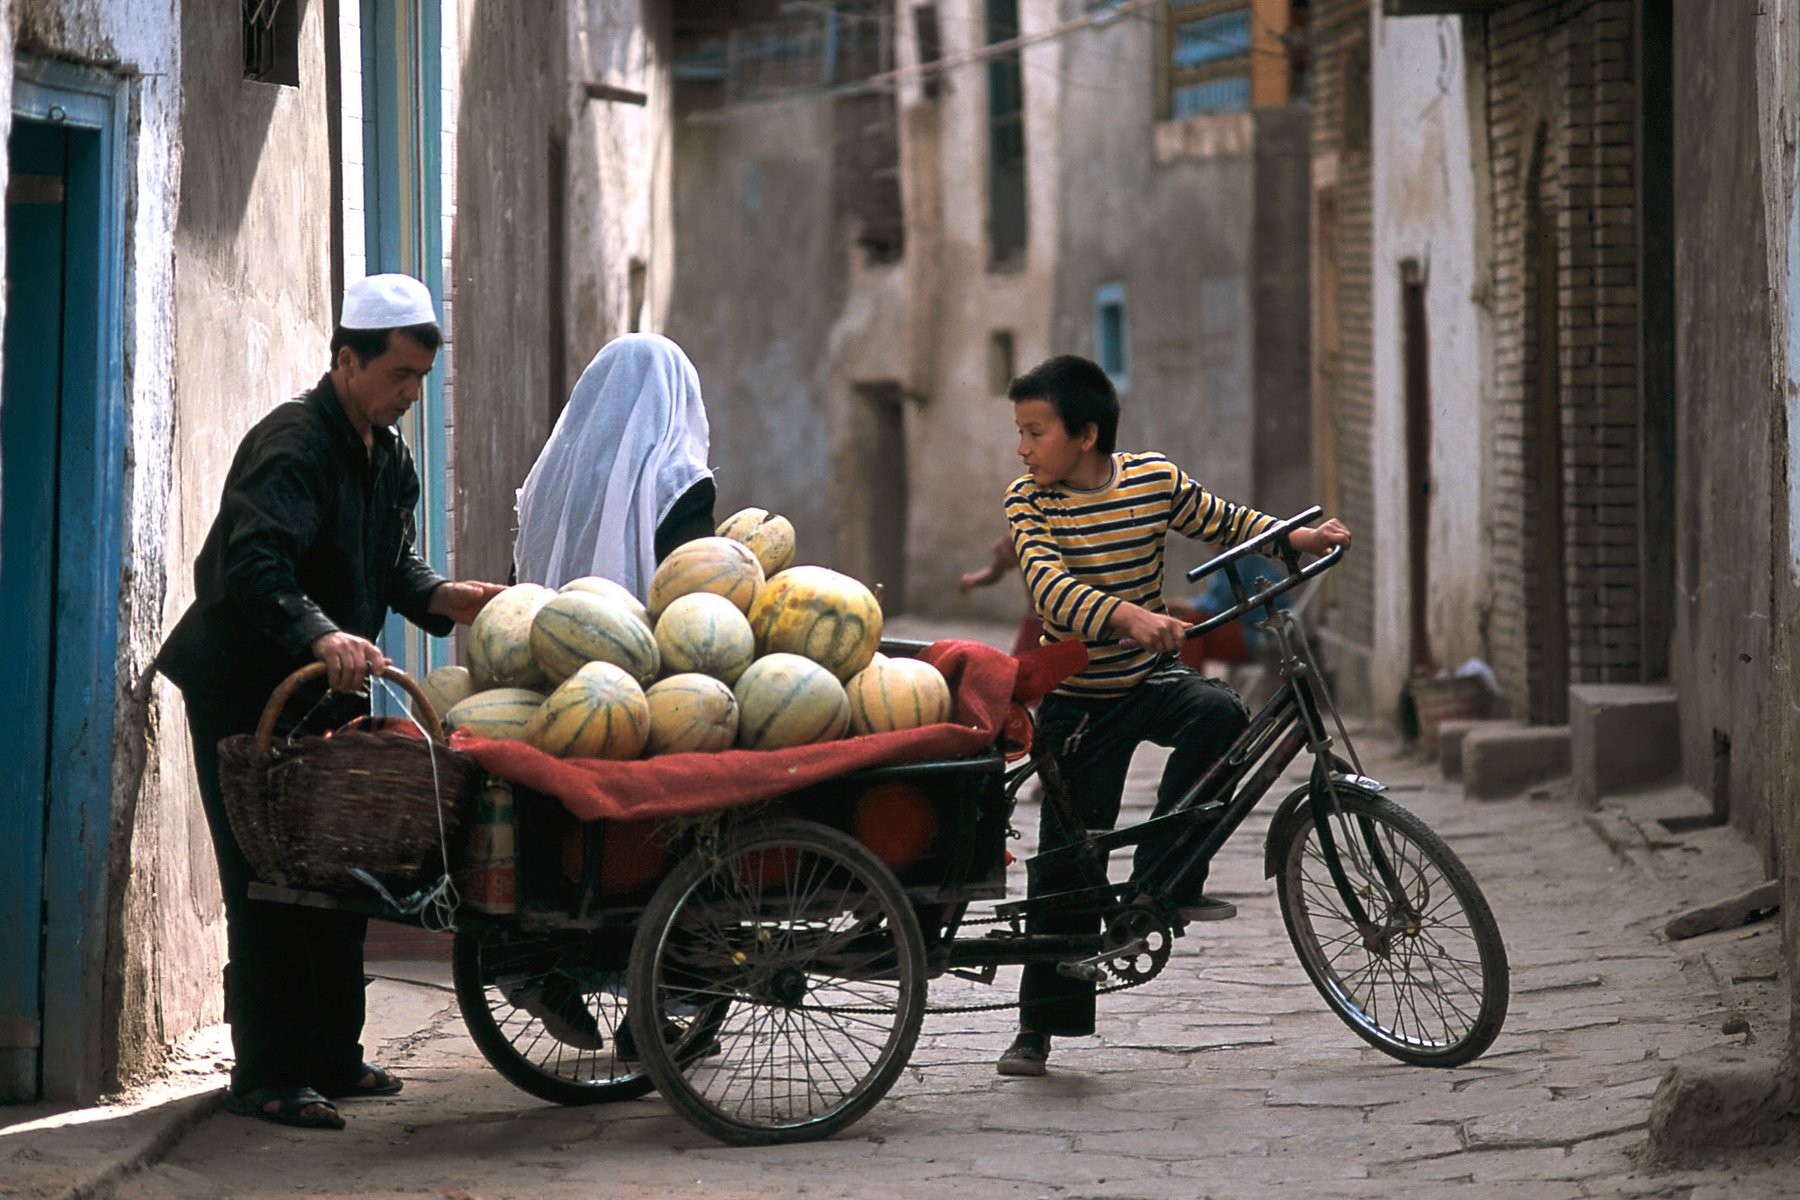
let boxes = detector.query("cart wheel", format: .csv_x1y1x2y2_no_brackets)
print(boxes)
452,927,653,1105
1272,784,1509,1067
627,818,928,1145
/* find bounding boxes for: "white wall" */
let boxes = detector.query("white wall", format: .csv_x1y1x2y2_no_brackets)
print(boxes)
1369,12,1492,708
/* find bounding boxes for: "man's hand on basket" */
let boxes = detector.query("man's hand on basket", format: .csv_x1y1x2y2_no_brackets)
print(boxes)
429,580,508,625
311,631,390,694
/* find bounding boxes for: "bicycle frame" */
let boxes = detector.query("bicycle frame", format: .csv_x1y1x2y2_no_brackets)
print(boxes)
948,508,1415,976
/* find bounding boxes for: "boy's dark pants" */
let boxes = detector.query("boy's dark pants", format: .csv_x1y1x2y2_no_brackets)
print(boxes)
186,700,370,1097
1020,659,1249,1038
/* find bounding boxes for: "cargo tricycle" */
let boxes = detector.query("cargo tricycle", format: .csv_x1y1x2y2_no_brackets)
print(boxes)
243,508,1508,1147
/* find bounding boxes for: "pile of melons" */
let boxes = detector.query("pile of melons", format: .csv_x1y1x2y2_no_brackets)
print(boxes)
418,508,953,759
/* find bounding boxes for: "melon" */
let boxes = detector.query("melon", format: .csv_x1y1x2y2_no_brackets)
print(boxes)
747,565,883,683
716,507,797,576
846,656,953,735
469,583,556,689
526,661,650,760
559,575,651,630
654,592,756,684
444,688,544,740
530,589,660,685
417,664,476,723
646,536,764,620
644,673,740,755
733,652,850,750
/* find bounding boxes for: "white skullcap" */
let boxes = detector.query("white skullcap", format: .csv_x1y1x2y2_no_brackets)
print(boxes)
340,273,438,330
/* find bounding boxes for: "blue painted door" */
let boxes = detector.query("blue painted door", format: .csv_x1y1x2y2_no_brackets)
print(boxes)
0,120,68,1101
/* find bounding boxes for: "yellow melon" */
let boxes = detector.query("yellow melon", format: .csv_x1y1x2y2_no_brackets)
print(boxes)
716,507,797,576
747,565,883,683
846,656,953,735
445,688,544,740
644,673,740,755
733,652,850,750
416,664,476,723
469,583,555,689
646,536,764,620
530,589,661,685
525,661,650,759
559,575,651,630
654,592,756,684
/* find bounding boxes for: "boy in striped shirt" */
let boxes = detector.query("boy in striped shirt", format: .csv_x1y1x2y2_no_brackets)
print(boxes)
997,355,1351,1077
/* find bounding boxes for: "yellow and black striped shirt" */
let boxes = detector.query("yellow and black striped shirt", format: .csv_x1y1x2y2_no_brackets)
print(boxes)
1005,452,1280,699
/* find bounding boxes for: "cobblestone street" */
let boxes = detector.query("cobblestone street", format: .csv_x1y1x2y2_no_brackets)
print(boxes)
84,722,1795,1200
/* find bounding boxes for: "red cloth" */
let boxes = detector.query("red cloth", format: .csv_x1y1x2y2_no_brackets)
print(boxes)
452,640,1020,823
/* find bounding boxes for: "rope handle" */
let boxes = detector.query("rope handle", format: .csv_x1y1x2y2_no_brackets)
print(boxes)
253,662,445,756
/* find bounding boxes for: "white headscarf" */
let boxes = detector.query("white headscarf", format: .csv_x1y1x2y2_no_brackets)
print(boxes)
513,334,713,596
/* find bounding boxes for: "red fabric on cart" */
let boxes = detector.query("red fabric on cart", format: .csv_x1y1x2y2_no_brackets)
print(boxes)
451,639,1020,823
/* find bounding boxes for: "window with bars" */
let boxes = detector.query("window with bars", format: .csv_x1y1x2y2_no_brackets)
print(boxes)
1095,283,1130,393
986,0,1027,269
1166,0,1252,118
243,0,301,86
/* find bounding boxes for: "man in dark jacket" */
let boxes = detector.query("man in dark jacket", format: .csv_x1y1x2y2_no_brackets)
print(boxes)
158,274,503,1130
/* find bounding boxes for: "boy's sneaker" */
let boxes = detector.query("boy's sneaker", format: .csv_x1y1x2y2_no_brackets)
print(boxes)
508,977,605,1050
996,1030,1050,1077
1175,896,1238,922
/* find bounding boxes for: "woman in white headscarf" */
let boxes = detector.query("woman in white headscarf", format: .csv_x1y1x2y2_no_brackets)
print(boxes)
513,334,716,595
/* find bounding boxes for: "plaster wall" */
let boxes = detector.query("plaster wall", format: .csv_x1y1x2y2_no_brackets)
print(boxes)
666,100,848,566
891,0,1062,621
1367,13,1491,707
1670,1,1778,871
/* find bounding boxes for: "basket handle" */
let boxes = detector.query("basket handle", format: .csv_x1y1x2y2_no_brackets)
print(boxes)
254,662,445,756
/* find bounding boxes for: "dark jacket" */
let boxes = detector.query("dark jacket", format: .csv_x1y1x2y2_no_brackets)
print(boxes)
158,374,451,709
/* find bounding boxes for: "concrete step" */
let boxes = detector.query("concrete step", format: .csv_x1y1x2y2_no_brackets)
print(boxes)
1569,682,1681,807
1463,722,1571,800
1438,717,1518,781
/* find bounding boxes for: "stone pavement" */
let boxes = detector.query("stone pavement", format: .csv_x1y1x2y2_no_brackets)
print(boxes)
6,645,1797,1197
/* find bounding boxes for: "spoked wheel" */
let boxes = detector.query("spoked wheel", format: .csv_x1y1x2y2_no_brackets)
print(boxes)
451,927,654,1105
627,818,928,1145
1272,785,1508,1066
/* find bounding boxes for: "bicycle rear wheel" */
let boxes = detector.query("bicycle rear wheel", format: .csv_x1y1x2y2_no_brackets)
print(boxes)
1272,785,1508,1067
628,818,927,1145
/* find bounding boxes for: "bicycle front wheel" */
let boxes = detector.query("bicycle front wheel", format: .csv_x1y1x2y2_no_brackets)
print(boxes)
1272,786,1508,1067
628,818,928,1145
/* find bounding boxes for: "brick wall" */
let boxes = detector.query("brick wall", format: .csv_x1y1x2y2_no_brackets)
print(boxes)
1310,0,1377,690
1480,0,1641,721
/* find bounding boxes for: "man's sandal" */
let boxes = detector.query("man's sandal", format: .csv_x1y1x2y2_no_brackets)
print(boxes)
222,1085,345,1131
322,1062,404,1099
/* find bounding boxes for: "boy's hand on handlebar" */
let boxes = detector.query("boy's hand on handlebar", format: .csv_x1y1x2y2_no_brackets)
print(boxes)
1109,602,1188,655
1290,518,1352,556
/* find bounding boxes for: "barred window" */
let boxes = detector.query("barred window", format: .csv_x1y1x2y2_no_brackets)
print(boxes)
243,0,300,87
1166,0,1252,118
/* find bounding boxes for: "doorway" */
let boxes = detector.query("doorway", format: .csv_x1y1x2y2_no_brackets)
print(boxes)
1523,124,1569,724
854,382,909,613
0,64,127,1104
1401,259,1433,674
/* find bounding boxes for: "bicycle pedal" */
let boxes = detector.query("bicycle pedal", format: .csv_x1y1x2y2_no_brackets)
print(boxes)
1055,960,1104,982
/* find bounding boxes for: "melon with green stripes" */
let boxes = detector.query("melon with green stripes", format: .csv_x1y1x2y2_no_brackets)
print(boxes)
654,592,756,684
444,688,545,740
746,565,883,683
846,655,953,735
530,589,661,685
716,506,797,576
525,661,650,759
559,575,651,630
644,673,740,755
646,536,765,620
733,652,850,750
469,583,556,689
416,664,476,723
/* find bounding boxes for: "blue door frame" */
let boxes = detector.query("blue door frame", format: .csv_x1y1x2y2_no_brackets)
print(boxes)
361,0,450,689
0,60,128,1104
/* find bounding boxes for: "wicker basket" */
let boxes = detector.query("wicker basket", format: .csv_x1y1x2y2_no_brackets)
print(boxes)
217,663,480,896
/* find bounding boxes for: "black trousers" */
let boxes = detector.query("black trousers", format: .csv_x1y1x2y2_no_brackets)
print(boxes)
1019,659,1249,1038
186,699,370,1096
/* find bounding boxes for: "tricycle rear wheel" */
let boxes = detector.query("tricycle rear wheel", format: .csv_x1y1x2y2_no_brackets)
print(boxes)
628,818,927,1145
451,927,652,1105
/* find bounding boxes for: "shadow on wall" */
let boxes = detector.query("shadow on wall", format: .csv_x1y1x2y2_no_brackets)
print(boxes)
172,0,290,241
